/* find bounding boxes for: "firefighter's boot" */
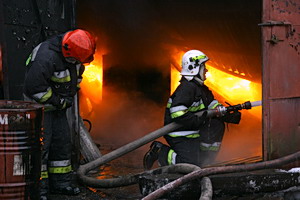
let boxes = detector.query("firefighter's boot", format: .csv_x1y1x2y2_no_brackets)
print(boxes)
51,185,80,195
143,141,163,170
40,178,49,200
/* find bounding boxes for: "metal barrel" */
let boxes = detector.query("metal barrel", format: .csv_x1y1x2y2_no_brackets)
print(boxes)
0,100,43,200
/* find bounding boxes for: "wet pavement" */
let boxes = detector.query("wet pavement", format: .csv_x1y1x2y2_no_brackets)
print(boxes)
49,143,145,200
49,143,300,200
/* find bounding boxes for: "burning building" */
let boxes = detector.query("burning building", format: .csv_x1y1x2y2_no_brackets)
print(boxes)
77,0,264,164
0,0,299,199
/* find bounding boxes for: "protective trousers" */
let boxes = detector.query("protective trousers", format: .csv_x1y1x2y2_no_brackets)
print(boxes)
199,119,225,166
158,119,225,168
158,136,203,167
40,110,72,196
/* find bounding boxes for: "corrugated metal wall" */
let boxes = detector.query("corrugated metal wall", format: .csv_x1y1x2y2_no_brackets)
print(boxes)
262,0,300,160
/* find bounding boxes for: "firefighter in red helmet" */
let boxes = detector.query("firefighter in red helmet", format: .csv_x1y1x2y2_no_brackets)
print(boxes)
23,29,96,200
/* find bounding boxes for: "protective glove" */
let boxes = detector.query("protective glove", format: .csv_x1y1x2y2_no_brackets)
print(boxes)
57,97,73,110
198,111,208,125
222,111,241,124
65,97,74,107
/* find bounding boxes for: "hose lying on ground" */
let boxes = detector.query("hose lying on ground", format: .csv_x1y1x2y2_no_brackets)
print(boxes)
200,177,213,200
77,109,218,183
76,101,260,198
78,100,262,181
79,117,102,162
79,163,201,188
142,150,300,200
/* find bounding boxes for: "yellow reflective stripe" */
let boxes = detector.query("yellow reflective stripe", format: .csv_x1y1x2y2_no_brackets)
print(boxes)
188,104,205,112
169,133,200,138
39,88,52,103
200,146,219,151
77,83,80,89
26,54,32,66
211,103,222,109
41,171,48,179
167,102,171,108
192,55,206,61
167,149,175,165
186,134,200,138
48,165,72,174
51,76,71,83
171,110,187,118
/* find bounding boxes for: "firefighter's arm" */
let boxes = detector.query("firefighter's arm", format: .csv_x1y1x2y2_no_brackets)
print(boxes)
170,85,207,129
208,100,242,124
173,111,207,129
208,100,241,124
24,60,68,109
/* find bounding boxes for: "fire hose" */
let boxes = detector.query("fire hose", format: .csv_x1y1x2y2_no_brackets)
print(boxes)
142,151,300,200
77,101,261,187
77,101,262,189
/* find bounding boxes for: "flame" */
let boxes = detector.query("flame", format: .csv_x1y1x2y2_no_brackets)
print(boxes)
79,53,103,117
205,64,261,105
170,51,184,94
170,59,261,106
170,64,181,94
80,56,103,104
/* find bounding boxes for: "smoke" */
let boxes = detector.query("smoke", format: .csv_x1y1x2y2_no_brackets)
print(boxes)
77,0,262,81
77,0,173,68
216,107,263,162
77,0,263,163
77,1,175,161
79,85,166,150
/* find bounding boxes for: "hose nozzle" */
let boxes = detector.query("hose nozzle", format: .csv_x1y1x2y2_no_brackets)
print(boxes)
225,100,260,113
200,100,262,118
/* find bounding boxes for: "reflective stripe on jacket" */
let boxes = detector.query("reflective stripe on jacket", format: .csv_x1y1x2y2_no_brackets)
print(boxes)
164,77,221,138
24,35,84,108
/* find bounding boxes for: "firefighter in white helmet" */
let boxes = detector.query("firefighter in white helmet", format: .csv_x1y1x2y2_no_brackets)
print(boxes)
143,50,241,169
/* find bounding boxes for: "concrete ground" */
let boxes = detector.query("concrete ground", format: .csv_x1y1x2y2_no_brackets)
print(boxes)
48,143,300,200
49,143,145,200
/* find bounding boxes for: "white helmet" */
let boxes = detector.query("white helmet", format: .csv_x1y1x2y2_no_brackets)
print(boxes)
181,50,209,80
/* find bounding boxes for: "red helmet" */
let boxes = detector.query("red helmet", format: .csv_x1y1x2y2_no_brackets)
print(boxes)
62,29,96,64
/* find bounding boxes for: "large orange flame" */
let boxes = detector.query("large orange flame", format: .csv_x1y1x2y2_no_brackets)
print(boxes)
170,52,261,105
80,53,103,116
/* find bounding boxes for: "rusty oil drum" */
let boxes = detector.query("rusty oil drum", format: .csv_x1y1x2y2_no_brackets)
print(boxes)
0,100,43,200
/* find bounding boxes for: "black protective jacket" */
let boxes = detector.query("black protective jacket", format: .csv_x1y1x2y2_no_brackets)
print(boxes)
24,35,84,109
164,77,224,137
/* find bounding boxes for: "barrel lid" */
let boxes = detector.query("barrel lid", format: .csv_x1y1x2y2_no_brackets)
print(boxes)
0,100,43,111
